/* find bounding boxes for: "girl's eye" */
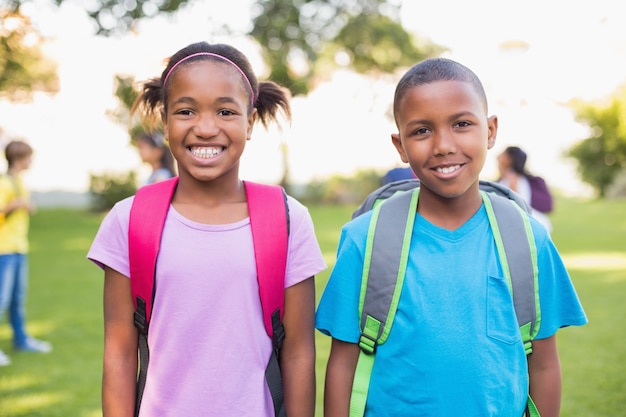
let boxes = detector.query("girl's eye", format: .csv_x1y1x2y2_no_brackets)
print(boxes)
174,109,193,116
218,109,236,117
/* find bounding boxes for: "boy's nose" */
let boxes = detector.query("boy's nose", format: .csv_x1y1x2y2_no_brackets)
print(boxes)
433,130,457,155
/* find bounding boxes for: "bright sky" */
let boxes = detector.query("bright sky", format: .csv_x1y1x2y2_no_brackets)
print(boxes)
0,0,625,195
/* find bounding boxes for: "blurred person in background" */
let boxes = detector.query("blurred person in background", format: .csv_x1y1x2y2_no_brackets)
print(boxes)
135,131,176,185
497,146,553,233
0,140,52,367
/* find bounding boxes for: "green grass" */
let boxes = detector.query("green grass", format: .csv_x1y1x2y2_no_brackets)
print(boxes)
0,197,624,416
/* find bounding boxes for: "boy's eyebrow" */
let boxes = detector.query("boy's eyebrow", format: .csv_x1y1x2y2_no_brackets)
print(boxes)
403,111,479,127
447,110,480,120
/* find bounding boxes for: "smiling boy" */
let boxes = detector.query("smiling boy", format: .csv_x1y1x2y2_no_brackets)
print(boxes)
316,58,587,417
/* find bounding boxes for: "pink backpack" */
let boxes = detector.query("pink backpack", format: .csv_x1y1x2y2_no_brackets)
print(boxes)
128,177,288,417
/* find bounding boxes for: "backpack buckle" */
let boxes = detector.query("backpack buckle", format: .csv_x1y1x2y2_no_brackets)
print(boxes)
134,297,148,335
271,309,285,353
358,333,377,354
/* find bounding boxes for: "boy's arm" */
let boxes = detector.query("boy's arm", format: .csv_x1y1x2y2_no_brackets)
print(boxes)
324,338,360,417
281,277,317,417
102,267,138,417
527,335,561,417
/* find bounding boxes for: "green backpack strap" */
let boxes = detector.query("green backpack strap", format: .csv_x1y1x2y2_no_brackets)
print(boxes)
350,189,418,417
483,191,541,417
482,191,541,352
350,188,541,417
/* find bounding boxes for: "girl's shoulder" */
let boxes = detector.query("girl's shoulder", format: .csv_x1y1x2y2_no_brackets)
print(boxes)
101,194,136,230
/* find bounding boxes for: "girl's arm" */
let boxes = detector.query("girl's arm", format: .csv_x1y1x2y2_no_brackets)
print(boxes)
324,338,360,417
102,266,138,417
527,335,562,417
280,277,316,417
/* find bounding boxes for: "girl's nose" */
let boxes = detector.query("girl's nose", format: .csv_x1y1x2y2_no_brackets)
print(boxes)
194,113,220,138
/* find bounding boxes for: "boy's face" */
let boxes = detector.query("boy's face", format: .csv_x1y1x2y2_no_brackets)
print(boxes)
391,80,497,200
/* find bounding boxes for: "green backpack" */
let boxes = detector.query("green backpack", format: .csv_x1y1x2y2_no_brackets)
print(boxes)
350,179,541,417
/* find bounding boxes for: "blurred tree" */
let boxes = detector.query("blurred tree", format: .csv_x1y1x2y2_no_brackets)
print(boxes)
10,0,443,191
4,1,444,96
250,0,445,95
2,0,194,36
0,8,58,101
248,0,444,191
107,74,148,141
567,86,626,197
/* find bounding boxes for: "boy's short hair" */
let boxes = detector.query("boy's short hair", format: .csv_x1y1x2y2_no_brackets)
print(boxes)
5,140,33,166
393,58,488,122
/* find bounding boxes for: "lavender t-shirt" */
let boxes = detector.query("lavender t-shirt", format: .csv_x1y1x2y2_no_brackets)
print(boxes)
88,194,326,416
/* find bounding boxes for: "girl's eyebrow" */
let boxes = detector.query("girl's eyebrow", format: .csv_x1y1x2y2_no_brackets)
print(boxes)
170,96,239,106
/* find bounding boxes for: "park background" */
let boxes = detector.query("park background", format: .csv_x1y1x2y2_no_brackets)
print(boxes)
0,0,625,198
0,0,625,416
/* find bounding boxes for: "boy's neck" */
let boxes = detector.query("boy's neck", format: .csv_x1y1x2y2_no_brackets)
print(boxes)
417,189,483,231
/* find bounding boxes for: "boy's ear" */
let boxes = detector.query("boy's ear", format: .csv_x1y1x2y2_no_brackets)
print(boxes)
487,115,498,149
391,133,409,163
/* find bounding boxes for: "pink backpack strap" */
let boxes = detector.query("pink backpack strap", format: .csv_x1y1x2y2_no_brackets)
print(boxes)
129,177,179,327
243,181,289,337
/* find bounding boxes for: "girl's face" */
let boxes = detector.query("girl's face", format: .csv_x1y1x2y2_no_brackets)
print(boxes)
391,80,497,201
162,60,255,184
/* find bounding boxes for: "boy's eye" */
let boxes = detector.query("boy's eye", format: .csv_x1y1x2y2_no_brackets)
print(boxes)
455,121,471,128
412,127,430,136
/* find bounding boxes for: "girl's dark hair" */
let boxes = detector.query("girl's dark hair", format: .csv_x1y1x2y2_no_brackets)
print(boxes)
504,146,528,175
132,41,291,129
393,58,488,121
136,131,176,175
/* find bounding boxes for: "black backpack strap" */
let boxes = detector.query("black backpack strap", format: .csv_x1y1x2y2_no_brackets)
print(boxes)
265,309,287,417
134,298,150,417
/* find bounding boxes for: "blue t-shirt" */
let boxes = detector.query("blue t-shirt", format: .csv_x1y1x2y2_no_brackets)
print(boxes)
316,204,587,417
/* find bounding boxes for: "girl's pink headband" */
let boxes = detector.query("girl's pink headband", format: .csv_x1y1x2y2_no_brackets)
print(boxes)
163,52,255,105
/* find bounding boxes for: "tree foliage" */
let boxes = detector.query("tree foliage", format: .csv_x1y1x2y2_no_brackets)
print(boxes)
4,0,194,35
3,0,444,98
567,87,626,197
106,74,148,140
250,0,445,95
0,8,58,101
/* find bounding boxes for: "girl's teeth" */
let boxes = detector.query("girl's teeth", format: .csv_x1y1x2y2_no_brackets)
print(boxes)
191,147,222,158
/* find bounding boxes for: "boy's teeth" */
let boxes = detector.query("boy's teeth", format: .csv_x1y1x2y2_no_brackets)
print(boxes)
436,165,460,174
190,147,222,158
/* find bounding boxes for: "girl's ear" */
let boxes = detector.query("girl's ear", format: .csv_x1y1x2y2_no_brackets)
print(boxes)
246,109,258,141
161,109,167,132
487,115,498,149
391,133,409,163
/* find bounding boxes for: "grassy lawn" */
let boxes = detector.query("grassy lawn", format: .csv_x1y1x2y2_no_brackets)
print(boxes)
0,196,624,416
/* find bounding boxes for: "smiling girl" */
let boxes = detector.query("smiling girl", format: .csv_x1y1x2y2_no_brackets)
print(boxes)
88,41,325,417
